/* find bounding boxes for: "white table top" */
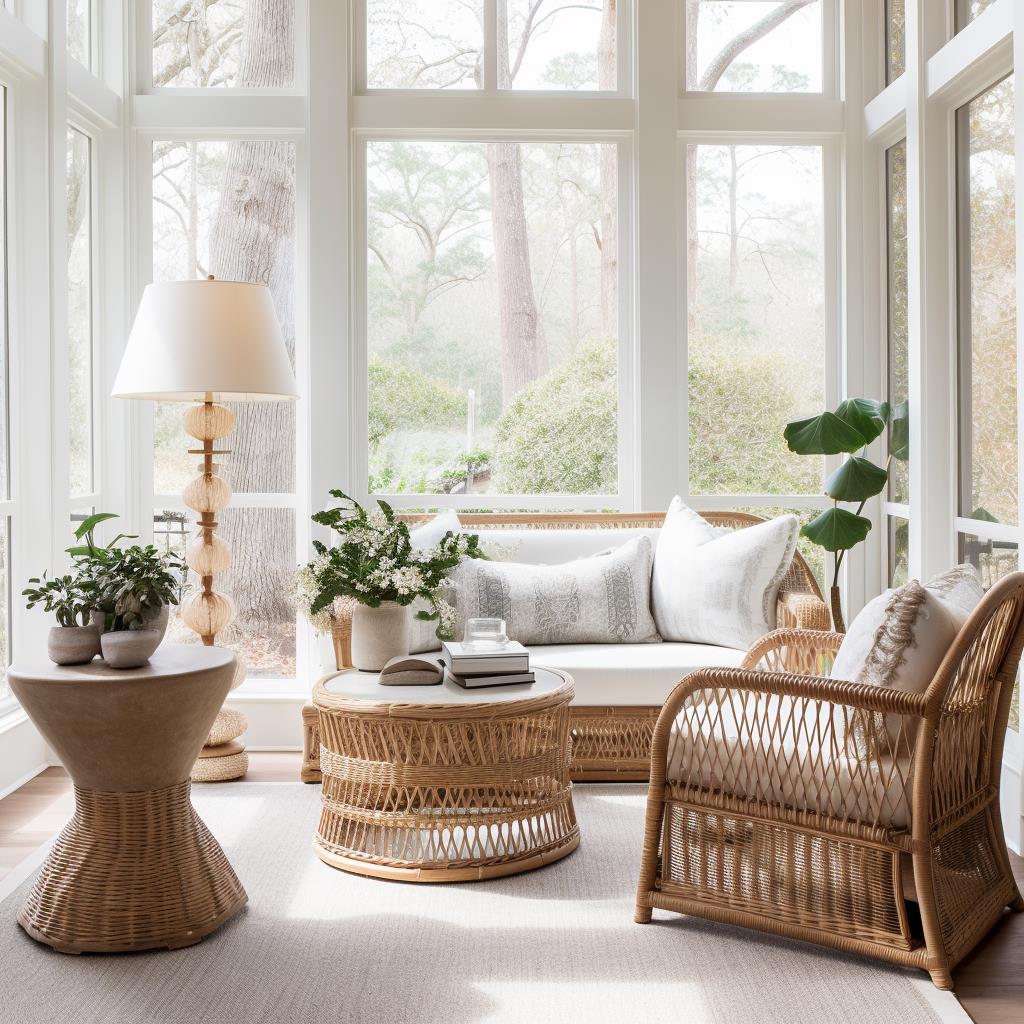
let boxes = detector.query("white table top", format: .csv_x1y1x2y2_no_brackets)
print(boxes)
319,665,571,705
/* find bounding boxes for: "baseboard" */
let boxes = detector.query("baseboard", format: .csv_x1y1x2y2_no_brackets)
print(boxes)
0,761,48,802
0,712,48,799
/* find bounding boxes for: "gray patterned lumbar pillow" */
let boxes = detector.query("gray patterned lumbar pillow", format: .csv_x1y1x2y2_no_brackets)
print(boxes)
449,536,660,645
651,497,798,650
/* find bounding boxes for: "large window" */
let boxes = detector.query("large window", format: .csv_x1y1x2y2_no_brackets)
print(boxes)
151,138,298,678
886,0,905,84
67,0,91,69
0,88,8,700
686,143,826,495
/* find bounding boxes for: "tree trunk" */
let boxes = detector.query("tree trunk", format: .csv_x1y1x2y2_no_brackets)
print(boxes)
207,0,295,654
598,0,617,339
490,0,545,405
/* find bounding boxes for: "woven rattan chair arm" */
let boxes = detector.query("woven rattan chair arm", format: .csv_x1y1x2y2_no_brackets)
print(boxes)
777,590,832,631
740,628,845,671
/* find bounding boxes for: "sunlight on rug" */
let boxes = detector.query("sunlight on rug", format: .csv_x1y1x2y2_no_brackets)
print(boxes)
0,784,969,1024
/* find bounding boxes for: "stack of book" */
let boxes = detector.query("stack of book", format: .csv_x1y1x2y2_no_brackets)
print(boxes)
440,641,533,689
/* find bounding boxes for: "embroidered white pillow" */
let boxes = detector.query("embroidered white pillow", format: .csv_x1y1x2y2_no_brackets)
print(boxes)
651,497,798,651
407,511,462,654
449,536,660,645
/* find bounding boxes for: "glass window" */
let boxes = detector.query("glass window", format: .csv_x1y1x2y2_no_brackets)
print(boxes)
955,0,998,32
885,0,904,83
366,139,619,497
685,0,822,93
367,0,483,89
687,143,825,494
888,516,908,587
886,140,909,504
152,0,295,88
151,139,297,677
67,0,91,68
67,127,94,498
957,76,1016,526
504,0,616,91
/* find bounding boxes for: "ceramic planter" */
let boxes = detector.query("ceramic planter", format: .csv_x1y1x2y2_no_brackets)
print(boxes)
100,628,163,670
47,625,101,666
92,604,170,640
350,601,410,672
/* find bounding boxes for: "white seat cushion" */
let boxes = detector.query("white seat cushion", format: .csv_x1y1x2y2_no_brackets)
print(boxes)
528,642,745,706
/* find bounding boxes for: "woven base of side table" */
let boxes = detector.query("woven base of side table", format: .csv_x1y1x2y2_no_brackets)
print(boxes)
18,781,247,953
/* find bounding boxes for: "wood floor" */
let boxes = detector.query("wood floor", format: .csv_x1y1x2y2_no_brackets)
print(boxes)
1,753,1020,1024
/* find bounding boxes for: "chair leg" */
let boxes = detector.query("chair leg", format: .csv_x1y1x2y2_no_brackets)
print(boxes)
1009,894,1024,912
634,782,667,924
928,968,955,992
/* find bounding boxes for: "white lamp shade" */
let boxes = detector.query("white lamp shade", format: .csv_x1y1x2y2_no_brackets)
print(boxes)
112,280,299,402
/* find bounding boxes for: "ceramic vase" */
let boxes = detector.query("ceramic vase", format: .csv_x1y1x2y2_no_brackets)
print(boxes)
350,601,410,672
47,625,101,666
100,628,162,670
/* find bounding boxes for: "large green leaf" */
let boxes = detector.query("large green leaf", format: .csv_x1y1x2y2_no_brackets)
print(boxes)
890,400,909,461
784,411,869,455
801,507,873,552
74,511,119,540
824,456,888,502
835,398,890,447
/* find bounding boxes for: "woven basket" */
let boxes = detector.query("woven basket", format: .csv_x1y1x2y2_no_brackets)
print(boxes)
207,707,247,746
191,749,248,783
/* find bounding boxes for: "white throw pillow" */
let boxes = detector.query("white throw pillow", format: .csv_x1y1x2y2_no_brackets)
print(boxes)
651,497,798,651
449,536,660,645
408,511,462,654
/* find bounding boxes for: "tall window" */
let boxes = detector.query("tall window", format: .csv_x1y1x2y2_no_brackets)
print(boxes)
361,0,622,502
685,1,823,93
886,0,905,84
67,127,94,499
0,88,8,700
956,74,1017,731
67,0,91,69
686,143,826,496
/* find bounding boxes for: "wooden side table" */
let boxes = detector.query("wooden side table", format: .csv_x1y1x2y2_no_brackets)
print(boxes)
313,667,579,882
9,644,247,953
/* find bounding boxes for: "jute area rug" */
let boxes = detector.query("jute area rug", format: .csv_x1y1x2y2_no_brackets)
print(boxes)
0,783,968,1024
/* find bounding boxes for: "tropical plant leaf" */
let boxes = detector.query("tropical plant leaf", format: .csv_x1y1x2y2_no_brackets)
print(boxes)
824,456,888,502
801,507,873,552
784,411,869,455
74,511,119,540
890,400,909,461
835,398,890,447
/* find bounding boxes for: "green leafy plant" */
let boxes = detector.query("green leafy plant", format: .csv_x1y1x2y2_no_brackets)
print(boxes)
784,399,908,631
295,490,486,637
22,573,93,628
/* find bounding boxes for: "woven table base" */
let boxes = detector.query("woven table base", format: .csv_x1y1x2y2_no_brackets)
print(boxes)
18,781,247,953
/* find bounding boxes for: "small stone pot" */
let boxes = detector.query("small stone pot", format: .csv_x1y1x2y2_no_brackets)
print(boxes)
91,604,170,641
100,629,162,670
47,625,101,666
350,601,410,672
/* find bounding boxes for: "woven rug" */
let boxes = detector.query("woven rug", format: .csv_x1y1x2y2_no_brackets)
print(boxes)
0,784,968,1024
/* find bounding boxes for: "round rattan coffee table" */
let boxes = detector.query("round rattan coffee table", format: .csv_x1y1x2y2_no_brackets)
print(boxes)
8,645,247,953
312,667,579,882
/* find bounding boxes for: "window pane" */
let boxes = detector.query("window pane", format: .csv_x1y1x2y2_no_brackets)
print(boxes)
68,127,94,498
957,76,1016,526
67,0,90,67
0,521,8,701
886,0,904,83
888,516,908,587
887,140,909,504
687,144,825,494
151,140,296,496
156,508,297,678
956,0,998,31
367,0,482,89
686,0,822,93
503,0,615,91
367,140,618,496
0,89,8,501
152,0,295,88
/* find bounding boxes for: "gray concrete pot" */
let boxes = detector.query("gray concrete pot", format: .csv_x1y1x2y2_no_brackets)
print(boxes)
100,628,163,670
91,603,170,641
350,601,410,672
47,625,101,666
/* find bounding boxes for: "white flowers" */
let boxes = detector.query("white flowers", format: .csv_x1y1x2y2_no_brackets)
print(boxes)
293,559,334,635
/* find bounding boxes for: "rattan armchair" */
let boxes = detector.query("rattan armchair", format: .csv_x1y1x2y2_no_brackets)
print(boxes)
635,573,1024,990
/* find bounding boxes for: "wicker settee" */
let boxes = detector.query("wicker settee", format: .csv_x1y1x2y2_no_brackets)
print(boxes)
634,573,1024,989
301,510,829,784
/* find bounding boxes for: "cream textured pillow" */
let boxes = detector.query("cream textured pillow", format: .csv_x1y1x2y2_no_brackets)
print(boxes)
651,497,798,651
449,536,660,645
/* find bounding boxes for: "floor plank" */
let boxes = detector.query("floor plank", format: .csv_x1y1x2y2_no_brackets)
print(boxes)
0,754,1020,1023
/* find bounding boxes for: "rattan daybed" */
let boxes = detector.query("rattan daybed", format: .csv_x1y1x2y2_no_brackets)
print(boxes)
302,511,829,783
634,573,1024,989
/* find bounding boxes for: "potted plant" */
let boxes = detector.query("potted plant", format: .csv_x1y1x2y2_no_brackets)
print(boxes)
784,398,908,631
295,490,485,671
23,572,99,665
71,512,185,668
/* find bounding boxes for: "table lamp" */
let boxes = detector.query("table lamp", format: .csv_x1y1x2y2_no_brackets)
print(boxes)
113,278,298,645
